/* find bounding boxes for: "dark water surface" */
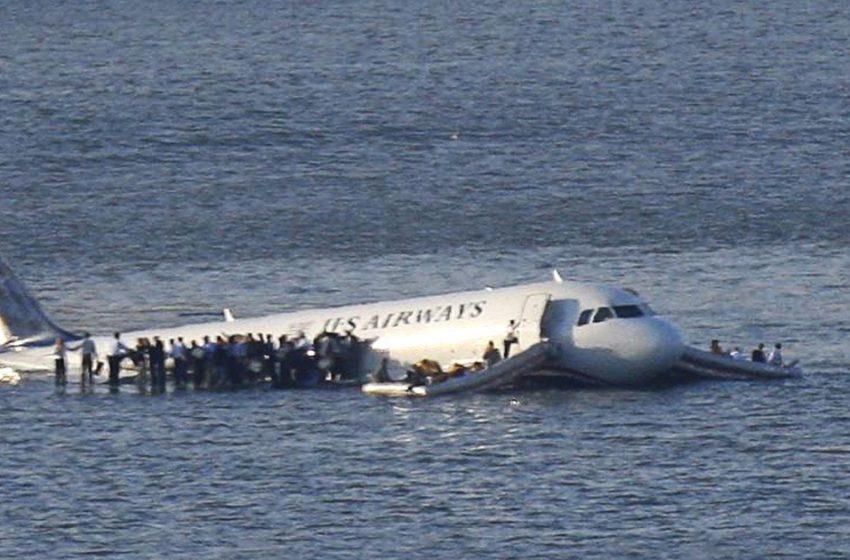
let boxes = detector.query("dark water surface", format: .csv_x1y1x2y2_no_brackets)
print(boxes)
1,1,848,557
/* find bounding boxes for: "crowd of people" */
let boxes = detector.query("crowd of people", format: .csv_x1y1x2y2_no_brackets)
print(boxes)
51,317,526,390
53,329,369,390
709,339,786,366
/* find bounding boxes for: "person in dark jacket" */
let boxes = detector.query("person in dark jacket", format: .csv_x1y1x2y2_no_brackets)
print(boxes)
149,337,166,390
751,343,767,363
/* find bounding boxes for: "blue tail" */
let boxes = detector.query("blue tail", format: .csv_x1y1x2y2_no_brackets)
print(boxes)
0,255,76,348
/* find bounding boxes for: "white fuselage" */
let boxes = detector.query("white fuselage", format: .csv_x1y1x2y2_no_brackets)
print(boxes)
0,279,685,385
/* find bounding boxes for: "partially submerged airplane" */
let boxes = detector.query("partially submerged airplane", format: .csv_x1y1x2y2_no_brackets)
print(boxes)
0,255,685,386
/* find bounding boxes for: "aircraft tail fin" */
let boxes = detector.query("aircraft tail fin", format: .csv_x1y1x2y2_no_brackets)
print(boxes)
0,255,75,347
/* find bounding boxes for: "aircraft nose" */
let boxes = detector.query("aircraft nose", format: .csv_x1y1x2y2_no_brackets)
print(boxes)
616,317,685,377
617,317,685,375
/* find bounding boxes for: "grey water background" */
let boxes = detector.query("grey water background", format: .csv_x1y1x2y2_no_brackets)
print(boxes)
1,0,849,557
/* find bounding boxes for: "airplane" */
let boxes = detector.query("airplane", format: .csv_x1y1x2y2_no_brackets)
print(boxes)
0,255,685,386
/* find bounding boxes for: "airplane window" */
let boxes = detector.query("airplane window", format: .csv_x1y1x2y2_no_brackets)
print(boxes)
592,307,614,323
577,309,593,326
613,305,644,318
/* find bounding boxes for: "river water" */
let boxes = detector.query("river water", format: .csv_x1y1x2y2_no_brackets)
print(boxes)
1,1,848,557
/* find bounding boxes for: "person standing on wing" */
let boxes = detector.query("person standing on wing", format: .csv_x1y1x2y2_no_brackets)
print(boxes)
374,357,392,383
74,332,97,386
107,332,129,387
53,338,68,386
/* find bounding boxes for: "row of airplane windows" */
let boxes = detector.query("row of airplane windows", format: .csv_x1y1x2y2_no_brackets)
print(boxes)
576,304,655,327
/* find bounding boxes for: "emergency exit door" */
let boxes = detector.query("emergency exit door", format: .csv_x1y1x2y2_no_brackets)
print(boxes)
516,293,550,352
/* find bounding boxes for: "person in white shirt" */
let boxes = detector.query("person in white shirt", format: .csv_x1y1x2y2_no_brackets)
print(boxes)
293,331,309,350
729,347,745,360
108,332,129,387
171,337,188,387
768,343,783,367
503,320,519,358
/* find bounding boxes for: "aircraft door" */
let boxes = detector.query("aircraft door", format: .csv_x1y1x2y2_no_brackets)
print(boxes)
516,293,550,352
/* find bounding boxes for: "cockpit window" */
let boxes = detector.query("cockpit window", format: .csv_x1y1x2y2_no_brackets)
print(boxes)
577,309,593,326
592,307,614,323
613,305,644,318
640,304,656,316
